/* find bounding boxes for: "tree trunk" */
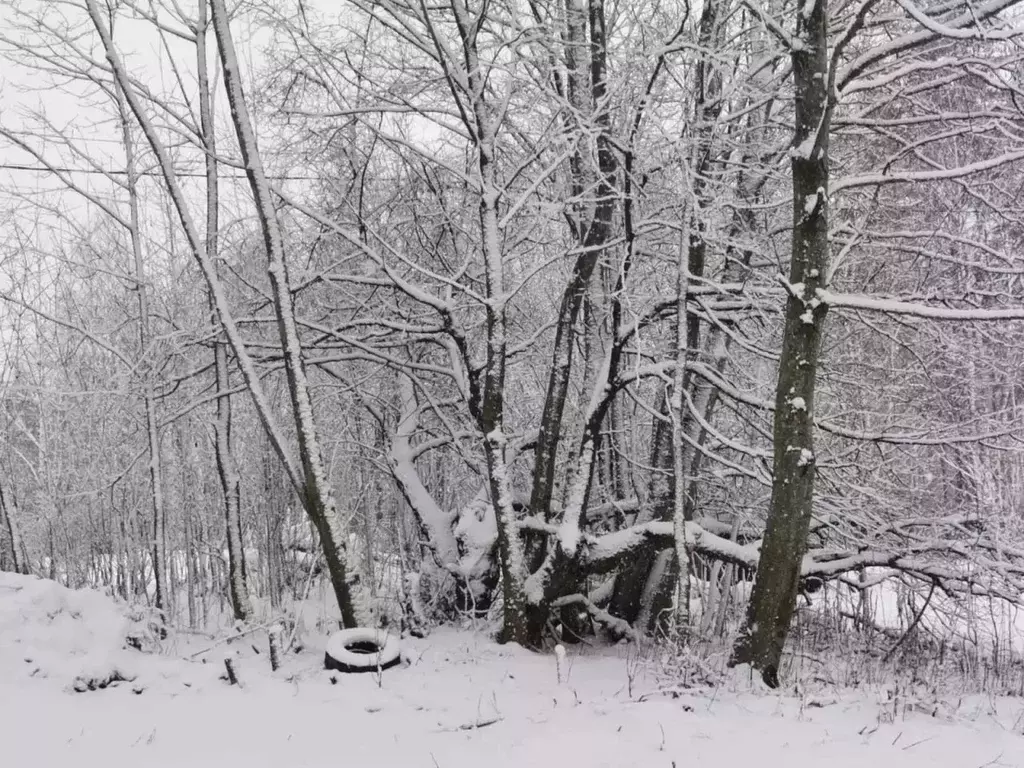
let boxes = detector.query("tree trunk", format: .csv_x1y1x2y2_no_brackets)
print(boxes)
521,0,621,645
209,0,359,627
730,0,831,688
112,66,169,619
607,389,673,623
183,490,198,630
0,480,29,574
197,0,251,623
526,0,603,534
670,216,692,638
478,160,530,644
437,0,532,644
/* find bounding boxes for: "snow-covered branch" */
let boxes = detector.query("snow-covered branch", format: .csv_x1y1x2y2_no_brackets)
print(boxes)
818,289,1024,321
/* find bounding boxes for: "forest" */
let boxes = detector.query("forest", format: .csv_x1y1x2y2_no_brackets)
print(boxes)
3,0,1024,704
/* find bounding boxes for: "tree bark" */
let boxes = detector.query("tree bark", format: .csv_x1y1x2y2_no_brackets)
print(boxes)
197,0,251,623
208,0,359,628
522,0,621,645
670,217,692,638
730,0,832,687
0,479,29,575
112,64,169,618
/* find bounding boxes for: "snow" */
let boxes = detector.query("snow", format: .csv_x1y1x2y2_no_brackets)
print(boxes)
790,396,807,411
324,628,401,670
0,572,162,692
792,134,815,158
4,573,1024,768
817,288,1024,321
391,378,460,569
453,488,498,600
558,520,583,555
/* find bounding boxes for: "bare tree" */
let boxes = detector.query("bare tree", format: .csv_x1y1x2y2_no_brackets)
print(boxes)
197,0,251,622
0,478,29,575
111,49,170,619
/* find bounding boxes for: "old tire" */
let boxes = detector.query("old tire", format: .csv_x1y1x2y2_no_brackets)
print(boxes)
324,628,402,674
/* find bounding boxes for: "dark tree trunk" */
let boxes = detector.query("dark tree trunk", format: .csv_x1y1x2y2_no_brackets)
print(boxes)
730,0,832,688
522,0,621,646
608,0,723,629
0,480,29,575
608,390,673,623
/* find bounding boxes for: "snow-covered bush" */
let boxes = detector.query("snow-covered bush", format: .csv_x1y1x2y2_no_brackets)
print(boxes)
0,572,147,692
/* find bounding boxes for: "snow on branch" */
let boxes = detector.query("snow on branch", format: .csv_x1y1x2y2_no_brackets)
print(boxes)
521,517,1024,605
838,0,1023,88
833,150,1024,192
818,289,1024,321
739,0,796,48
895,0,1024,40
388,375,459,570
551,593,637,641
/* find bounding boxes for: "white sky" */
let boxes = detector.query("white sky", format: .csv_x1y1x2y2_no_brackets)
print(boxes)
0,0,287,377
0,0,281,218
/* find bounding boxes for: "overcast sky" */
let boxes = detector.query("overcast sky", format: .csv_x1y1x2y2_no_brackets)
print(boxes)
0,1,281,220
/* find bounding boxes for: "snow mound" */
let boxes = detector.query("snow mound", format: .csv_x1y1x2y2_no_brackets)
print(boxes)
0,572,145,692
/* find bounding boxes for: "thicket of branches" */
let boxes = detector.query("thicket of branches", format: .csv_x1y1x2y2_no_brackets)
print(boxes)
2,0,1024,685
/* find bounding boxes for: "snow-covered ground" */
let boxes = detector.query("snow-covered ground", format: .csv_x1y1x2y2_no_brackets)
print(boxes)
2,572,1024,768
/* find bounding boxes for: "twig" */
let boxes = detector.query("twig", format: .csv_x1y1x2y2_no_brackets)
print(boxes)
883,581,936,662
284,553,322,653
188,621,278,659
902,736,935,751
437,716,503,733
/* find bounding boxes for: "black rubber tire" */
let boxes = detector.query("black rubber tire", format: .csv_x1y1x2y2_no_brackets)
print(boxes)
324,628,402,674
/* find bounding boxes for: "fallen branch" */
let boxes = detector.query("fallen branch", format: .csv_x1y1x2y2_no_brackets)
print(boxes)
513,516,1024,611
552,593,638,641
188,621,280,659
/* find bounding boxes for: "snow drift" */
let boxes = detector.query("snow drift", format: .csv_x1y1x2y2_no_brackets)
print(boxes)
0,572,153,692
